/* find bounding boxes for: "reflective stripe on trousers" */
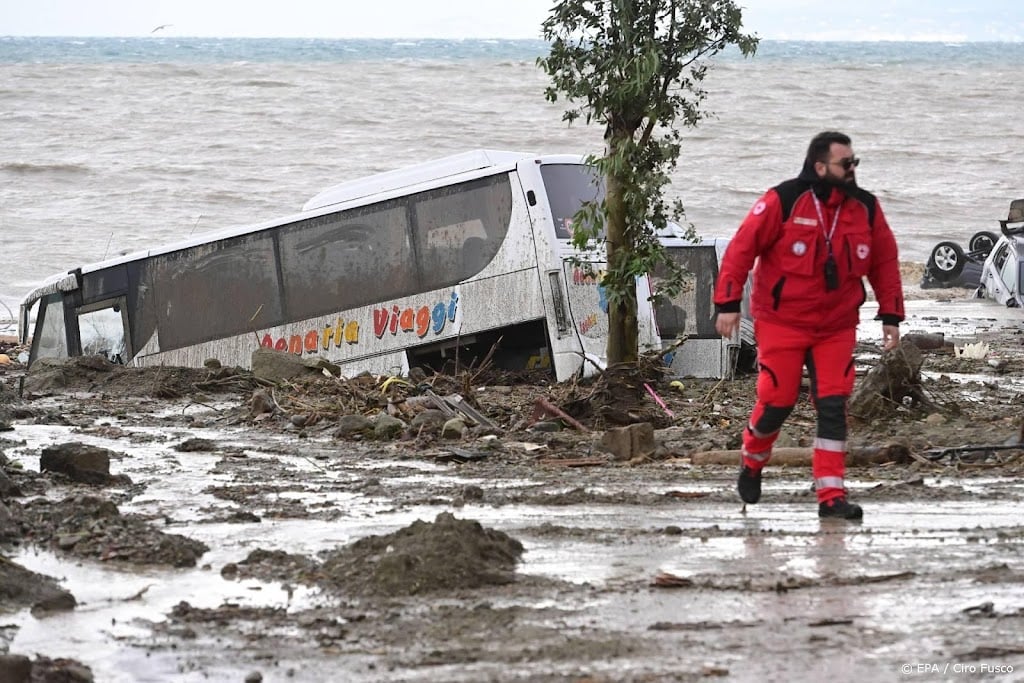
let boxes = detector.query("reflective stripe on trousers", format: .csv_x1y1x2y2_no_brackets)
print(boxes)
815,476,845,490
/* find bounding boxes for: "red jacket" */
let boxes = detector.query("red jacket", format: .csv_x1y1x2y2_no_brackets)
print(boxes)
714,178,905,332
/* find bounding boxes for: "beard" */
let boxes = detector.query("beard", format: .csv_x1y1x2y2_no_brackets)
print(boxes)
823,167,857,188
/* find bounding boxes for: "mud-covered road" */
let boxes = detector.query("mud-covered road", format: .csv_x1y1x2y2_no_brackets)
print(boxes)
2,295,1024,682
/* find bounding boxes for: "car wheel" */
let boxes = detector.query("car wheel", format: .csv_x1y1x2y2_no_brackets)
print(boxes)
927,241,965,281
969,230,998,254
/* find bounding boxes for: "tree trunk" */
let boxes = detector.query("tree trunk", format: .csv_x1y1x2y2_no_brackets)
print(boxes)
604,130,639,365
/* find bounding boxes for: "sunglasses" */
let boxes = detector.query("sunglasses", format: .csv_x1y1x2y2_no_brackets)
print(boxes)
829,157,860,171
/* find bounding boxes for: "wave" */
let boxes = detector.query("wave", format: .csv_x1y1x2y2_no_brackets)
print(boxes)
0,161,91,175
234,79,297,88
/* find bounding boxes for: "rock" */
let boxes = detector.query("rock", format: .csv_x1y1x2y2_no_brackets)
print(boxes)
250,389,275,415
0,556,77,613
244,672,263,683
174,438,218,452
27,656,94,682
373,415,406,440
441,417,467,439
0,468,22,498
31,588,78,615
39,443,113,484
334,414,373,438
251,347,340,382
0,501,17,540
0,654,31,683
600,422,656,461
409,409,449,432
461,485,484,500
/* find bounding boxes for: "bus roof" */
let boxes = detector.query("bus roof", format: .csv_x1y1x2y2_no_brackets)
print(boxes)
302,149,535,212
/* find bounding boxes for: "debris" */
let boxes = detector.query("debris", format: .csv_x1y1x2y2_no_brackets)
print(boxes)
441,417,468,439
962,601,995,616
849,341,933,419
535,457,606,467
808,618,855,627
506,441,547,453
953,340,989,359
318,512,524,596
530,397,588,432
902,332,950,351
689,444,909,466
651,571,693,588
663,491,709,499
414,386,499,431
643,382,674,418
921,443,1024,462
436,448,489,464
600,422,656,461
444,393,499,431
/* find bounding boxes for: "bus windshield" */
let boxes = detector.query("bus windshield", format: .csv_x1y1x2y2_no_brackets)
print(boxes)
540,164,605,240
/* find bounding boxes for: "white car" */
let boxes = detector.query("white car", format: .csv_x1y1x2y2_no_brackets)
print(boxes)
976,199,1024,307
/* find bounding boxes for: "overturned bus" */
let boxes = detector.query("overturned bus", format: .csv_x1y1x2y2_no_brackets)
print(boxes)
19,150,751,380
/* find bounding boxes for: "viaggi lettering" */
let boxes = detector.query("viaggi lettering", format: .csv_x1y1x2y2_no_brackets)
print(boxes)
259,292,459,355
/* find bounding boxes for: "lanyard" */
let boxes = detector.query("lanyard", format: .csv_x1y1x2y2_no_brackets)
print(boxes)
811,194,841,245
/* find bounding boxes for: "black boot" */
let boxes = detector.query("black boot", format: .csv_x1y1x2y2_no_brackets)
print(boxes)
737,465,762,504
818,496,863,520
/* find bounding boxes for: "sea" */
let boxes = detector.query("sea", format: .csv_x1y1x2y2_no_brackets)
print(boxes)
2,36,1023,325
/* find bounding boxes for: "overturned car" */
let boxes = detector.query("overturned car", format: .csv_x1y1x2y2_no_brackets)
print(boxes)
921,198,1024,307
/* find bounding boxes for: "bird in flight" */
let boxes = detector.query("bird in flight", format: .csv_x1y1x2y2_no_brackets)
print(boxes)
151,24,173,33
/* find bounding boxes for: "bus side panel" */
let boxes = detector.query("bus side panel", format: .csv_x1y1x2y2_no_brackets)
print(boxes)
132,269,548,372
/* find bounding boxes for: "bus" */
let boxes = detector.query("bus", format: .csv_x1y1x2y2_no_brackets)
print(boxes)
19,150,675,381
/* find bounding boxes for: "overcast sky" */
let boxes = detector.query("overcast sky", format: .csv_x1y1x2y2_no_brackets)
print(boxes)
1,0,1021,42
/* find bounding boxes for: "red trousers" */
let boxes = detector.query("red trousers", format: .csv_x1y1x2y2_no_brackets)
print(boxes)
741,319,857,503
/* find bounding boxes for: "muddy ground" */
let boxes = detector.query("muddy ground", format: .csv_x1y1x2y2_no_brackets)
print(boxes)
2,290,1024,682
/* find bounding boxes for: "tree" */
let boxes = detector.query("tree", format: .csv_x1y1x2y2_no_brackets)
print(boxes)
539,0,757,366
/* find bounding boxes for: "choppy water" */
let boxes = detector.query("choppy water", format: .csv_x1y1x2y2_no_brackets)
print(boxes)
2,37,1023,318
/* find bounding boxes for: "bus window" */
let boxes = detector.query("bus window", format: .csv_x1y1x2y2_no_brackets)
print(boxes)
412,175,511,289
539,164,604,239
31,293,68,362
278,203,414,321
148,233,283,351
78,301,127,363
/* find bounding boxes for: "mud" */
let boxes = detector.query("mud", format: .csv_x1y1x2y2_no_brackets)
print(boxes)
2,298,1024,682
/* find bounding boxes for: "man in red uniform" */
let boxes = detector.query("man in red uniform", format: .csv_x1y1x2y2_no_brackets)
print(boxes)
714,131,905,520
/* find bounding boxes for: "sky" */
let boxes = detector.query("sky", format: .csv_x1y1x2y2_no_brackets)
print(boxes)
1,0,1021,42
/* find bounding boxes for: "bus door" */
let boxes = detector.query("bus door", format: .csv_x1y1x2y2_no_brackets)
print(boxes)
518,158,622,377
